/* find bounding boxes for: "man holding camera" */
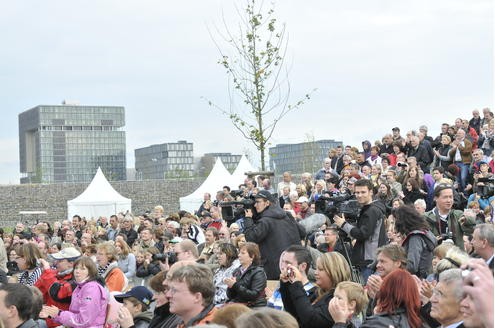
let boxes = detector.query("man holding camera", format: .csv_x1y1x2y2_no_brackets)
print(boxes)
425,183,475,249
244,190,304,280
333,179,387,283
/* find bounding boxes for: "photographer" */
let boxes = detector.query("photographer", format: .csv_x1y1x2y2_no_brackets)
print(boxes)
333,179,387,283
243,190,304,280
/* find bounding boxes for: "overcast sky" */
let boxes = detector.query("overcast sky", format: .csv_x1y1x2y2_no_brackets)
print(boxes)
0,0,492,184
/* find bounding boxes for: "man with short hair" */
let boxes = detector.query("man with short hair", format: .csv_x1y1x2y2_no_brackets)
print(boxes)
315,158,335,181
197,193,211,216
80,232,93,247
197,228,218,262
35,247,81,328
63,230,77,247
0,283,37,328
268,245,315,310
71,215,83,240
471,223,494,269
165,264,216,326
107,215,120,241
430,269,465,328
407,135,431,173
334,179,387,282
277,172,297,195
175,240,199,262
244,190,303,279
138,228,156,250
449,129,473,192
425,184,475,249
386,169,402,199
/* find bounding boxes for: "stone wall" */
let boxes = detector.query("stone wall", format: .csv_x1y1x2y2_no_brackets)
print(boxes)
0,178,204,228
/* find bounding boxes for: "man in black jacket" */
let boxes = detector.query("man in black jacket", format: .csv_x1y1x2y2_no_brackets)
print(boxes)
334,179,387,283
244,190,304,279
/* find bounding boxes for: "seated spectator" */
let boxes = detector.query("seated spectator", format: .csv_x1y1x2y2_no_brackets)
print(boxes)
328,281,369,328
15,243,43,286
362,269,422,327
402,178,426,205
225,242,267,308
235,308,298,328
0,283,38,328
147,271,181,328
430,269,464,328
280,252,351,328
136,247,162,288
96,242,127,292
115,286,154,328
40,256,109,328
165,264,217,326
211,304,251,328
213,243,240,305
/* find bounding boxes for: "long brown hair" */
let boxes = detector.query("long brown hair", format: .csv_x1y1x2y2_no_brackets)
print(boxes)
375,269,422,328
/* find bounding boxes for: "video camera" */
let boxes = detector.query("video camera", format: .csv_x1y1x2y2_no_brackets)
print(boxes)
315,193,360,224
152,251,178,265
476,177,494,199
219,191,257,226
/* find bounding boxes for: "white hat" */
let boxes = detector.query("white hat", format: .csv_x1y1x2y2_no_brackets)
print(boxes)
50,247,81,261
296,196,309,203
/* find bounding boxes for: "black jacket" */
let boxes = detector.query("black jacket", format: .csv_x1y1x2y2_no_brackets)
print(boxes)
244,205,303,279
280,281,333,328
227,265,267,307
148,303,181,328
361,308,412,327
406,144,431,172
121,228,138,246
341,201,387,268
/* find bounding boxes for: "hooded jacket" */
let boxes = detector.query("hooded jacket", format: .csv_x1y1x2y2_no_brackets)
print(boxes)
132,310,153,328
244,205,303,279
402,230,437,278
55,280,108,328
101,261,126,292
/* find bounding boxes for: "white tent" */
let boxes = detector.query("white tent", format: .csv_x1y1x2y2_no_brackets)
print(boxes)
179,158,232,213
67,167,132,219
230,155,257,188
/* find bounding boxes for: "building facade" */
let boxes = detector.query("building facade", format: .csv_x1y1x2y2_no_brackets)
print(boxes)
135,141,194,180
202,153,242,172
19,104,126,184
269,139,343,174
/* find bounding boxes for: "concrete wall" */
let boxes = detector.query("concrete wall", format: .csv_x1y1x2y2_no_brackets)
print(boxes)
0,178,204,228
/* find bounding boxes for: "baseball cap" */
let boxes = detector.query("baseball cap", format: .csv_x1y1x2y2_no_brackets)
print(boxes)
392,127,400,131
50,247,81,261
114,286,154,306
255,190,274,202
296,196,309,203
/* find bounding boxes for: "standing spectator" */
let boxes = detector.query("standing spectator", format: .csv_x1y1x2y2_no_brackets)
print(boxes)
243,190,303,279
425,184,475,249
120,216,139,246
392,206,437,278
333,179,387,282
107,214,120,241
449,129,473,192
407,136,431,173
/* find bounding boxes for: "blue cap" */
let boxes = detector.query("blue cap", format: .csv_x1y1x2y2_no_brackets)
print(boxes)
114,286,154,306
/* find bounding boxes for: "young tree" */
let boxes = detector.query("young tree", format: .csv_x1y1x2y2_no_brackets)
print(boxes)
208,0,313,170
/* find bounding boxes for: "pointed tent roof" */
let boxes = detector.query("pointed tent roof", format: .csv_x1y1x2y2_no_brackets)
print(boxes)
230,155,256,188
179,158,232,212
68,167,131,206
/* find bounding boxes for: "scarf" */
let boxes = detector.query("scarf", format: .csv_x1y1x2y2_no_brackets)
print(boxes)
19,267,42,286
98,263,110,276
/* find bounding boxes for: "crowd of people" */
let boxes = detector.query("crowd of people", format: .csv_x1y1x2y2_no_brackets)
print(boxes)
0,108,493,328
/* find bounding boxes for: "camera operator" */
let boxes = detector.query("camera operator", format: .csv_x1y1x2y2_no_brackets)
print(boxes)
243,190,305,280
333,179,387,283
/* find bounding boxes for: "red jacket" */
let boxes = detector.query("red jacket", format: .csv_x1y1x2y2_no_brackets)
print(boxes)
35,268,76,328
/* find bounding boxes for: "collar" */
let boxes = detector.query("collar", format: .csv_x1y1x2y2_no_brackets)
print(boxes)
442,320,464,328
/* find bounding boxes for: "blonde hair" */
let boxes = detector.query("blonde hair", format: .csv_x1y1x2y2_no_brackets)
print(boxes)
316,252,351,298
336,281,369,315
96,242,118,262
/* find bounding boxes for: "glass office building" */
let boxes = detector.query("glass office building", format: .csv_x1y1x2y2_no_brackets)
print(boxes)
269,139,343,174
203,153,242,172
135,141,194,179
19,104,126,184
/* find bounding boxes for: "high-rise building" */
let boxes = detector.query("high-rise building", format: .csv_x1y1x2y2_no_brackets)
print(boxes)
269,139,343,174
19,104,126,184
202,153,242,172
135,141,194,180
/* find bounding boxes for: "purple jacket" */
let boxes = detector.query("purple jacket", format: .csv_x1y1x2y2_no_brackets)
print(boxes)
55,280,108,328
